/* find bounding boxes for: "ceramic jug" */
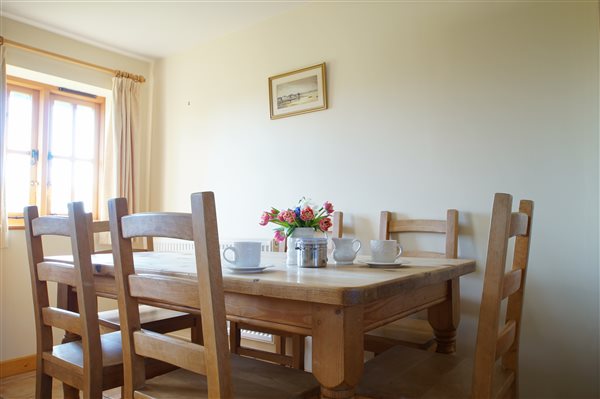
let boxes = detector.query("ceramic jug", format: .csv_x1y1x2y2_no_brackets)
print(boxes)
332,237,362,265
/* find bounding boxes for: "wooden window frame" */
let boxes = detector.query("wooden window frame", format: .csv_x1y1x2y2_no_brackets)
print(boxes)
6,76,105,229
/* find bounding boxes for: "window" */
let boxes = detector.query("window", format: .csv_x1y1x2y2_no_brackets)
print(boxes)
5,77,104,226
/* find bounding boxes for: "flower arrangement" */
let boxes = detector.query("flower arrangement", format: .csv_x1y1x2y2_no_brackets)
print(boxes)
259,198,334,242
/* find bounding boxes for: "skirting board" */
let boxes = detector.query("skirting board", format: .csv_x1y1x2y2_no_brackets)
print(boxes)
0,355,36,378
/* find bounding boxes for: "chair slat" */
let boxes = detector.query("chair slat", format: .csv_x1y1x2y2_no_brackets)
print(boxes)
129,274,201,310
502,269,522,300
495,320,516,361
401,250,445,258
389,219,447,234
37,261,76,286
133,330,207,375
509,212,528,237
42,307,82,335
122,213,193,241
92,220,110,233
32,216,71,237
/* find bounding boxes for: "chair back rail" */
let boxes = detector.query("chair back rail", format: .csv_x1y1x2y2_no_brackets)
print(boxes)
379,209,459,258
472,194,533,398
121,212,193,240
109,192,233,398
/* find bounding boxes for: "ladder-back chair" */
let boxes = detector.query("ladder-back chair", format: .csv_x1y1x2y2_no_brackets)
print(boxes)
109,192,319,398
24,203,171,398
86,216,201,339
358,193,534,399
365,209,459,353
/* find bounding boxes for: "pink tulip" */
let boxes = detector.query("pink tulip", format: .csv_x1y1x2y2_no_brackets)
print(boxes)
278,212,286,222
259,212,270,226
281,210,296,223
300,207,314,221
319,217,332,231
323,201,334,214
274,230,286,242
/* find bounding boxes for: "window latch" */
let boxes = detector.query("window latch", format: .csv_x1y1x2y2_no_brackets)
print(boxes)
31,149,39,165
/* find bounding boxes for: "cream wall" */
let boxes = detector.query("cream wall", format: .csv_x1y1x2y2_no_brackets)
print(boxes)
151,2,599,398
0,17,153,360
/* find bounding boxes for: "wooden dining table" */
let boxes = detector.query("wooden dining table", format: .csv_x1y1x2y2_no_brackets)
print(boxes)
49,251,475,399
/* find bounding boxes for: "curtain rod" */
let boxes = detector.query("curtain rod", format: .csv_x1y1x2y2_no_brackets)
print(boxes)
0,36,146,83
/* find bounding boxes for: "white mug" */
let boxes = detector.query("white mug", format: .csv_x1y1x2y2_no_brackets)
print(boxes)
222,241,261,268
332,238,362,265
370,240,403,263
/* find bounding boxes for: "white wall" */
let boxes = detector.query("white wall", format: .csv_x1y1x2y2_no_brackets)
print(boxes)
151,2,599,398
0,17,152,360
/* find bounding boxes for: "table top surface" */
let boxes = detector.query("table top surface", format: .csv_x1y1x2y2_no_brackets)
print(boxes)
47,251,475,306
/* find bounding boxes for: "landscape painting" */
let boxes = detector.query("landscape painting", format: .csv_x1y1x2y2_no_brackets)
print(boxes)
269,63,327,119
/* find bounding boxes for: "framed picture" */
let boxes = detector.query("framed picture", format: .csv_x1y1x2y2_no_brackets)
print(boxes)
269,63,327,119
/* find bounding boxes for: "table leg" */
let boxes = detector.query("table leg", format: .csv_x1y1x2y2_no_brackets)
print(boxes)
428,278,460,354
312,304,364,399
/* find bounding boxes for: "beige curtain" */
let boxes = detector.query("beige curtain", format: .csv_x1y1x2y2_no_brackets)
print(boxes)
98,76,139,245
0,46,7,248
100,76,139,217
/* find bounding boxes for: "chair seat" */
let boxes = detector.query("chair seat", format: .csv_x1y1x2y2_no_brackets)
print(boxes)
46,331,124,368
357,345,515,398
99,305,195,332
134,353,319,399
42,331,124,390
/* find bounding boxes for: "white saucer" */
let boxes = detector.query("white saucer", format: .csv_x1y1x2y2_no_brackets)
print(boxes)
365,261,406,268
226,265,274,273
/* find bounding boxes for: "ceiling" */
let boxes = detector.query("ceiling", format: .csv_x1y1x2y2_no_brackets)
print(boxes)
1,1,304,60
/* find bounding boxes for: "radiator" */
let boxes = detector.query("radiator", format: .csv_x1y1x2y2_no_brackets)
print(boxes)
152,237,275,343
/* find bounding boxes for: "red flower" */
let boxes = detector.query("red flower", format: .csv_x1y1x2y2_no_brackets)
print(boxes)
319,217,332,231
300,207,314,221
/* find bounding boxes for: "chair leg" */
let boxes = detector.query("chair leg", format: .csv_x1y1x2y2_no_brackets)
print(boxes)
229,321,241,354
274,335,285,355
62,382,79,399
191,315,203,345
291,335,305,370
35,371,52,399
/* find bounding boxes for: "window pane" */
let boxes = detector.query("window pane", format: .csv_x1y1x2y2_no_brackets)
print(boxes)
49,158,72,215
7,91,33,151
74,105,95,160
6,153,31,213
73,160,94,212
51,100,73,157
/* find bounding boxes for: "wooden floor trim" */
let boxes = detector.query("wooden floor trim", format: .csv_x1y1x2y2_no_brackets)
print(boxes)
0,354,36,378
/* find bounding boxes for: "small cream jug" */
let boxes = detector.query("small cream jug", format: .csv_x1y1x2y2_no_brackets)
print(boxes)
332,238,362,265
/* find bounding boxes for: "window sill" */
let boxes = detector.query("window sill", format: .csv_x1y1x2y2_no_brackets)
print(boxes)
9,224,24,231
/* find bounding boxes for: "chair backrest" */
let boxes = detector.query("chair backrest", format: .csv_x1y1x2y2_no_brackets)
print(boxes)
273,211,344,252
24,202,104,396
88,216,154,253
472,193,534,398
379,209,458,258
109,192,232,398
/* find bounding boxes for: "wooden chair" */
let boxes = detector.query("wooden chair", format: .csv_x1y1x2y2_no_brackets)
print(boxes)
364,209,458,354
109,192,319,398
85,216,201,339
23,203,172,398
357,193,534,399
230,211,344,369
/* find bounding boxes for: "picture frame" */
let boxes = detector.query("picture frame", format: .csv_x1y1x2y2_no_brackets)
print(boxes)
269,63,327,119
